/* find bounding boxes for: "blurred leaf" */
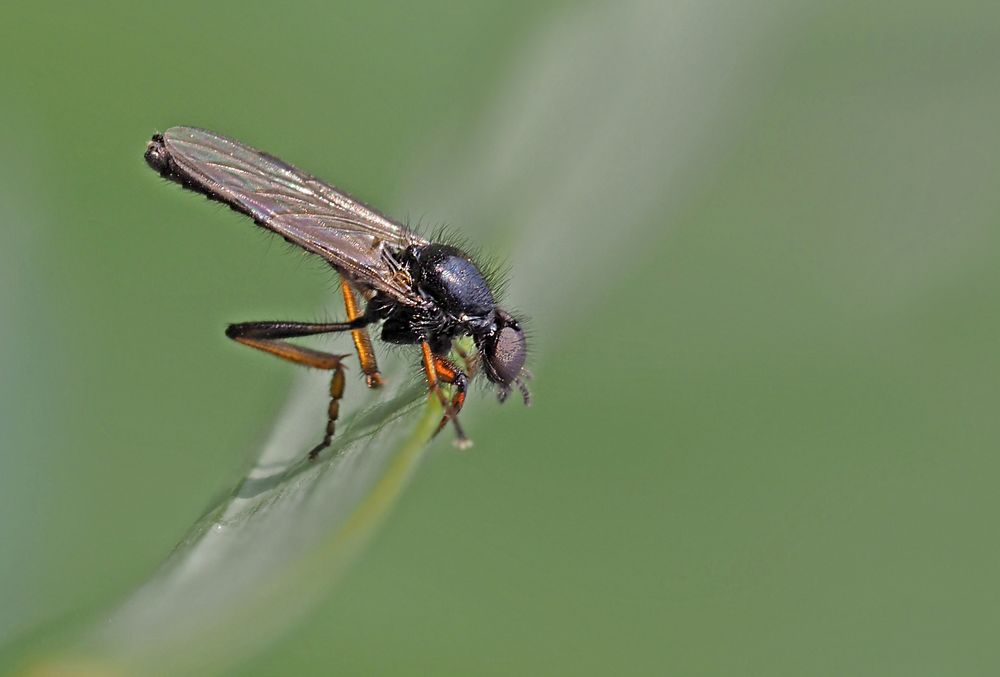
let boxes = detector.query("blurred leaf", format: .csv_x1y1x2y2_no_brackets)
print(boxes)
64,365,436,675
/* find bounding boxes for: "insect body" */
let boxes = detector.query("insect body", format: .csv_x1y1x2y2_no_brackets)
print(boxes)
145,126,529,457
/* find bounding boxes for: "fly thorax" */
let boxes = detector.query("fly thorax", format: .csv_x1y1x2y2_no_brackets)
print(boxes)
410,244,496,321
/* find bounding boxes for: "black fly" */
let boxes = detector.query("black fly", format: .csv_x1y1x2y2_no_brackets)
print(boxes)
144,127,529,457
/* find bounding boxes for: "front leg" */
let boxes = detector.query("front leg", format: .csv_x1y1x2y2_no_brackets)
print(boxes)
431,354,469,439
453,342,480,376
420,341,471,448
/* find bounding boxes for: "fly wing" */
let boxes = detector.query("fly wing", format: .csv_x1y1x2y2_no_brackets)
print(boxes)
145,126,428,306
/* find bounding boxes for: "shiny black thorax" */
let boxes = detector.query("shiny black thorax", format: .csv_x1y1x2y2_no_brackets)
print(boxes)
368,244,497,356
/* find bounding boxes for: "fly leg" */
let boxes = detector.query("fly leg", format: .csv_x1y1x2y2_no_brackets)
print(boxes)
420,341,471,448
225,319,369,460
432,355,469,438
453,342,479,376
340,279,384,388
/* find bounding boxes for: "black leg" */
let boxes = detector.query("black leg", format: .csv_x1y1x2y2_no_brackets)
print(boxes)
225,319,369,460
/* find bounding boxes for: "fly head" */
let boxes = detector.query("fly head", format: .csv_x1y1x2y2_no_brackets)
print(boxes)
477,309,529,404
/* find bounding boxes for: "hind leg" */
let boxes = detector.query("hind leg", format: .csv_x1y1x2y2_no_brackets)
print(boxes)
225,319,365,460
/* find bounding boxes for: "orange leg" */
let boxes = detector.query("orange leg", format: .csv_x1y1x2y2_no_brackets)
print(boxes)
432,355,468,438
340,279,384,388
226,320,362,460
420,341,471,448
453,342,479,376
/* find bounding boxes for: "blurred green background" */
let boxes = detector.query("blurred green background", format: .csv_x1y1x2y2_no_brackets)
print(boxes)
3,0,1000,674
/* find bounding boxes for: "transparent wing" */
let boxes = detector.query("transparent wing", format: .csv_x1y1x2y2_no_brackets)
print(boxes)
145,126,427,305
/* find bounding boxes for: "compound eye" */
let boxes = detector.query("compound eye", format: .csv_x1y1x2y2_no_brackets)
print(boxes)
487,325,527,385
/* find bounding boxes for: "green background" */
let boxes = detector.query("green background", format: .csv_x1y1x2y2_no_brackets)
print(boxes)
3,1,1000,674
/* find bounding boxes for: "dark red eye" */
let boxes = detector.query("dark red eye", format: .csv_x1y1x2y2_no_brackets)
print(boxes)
486,324,526,385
